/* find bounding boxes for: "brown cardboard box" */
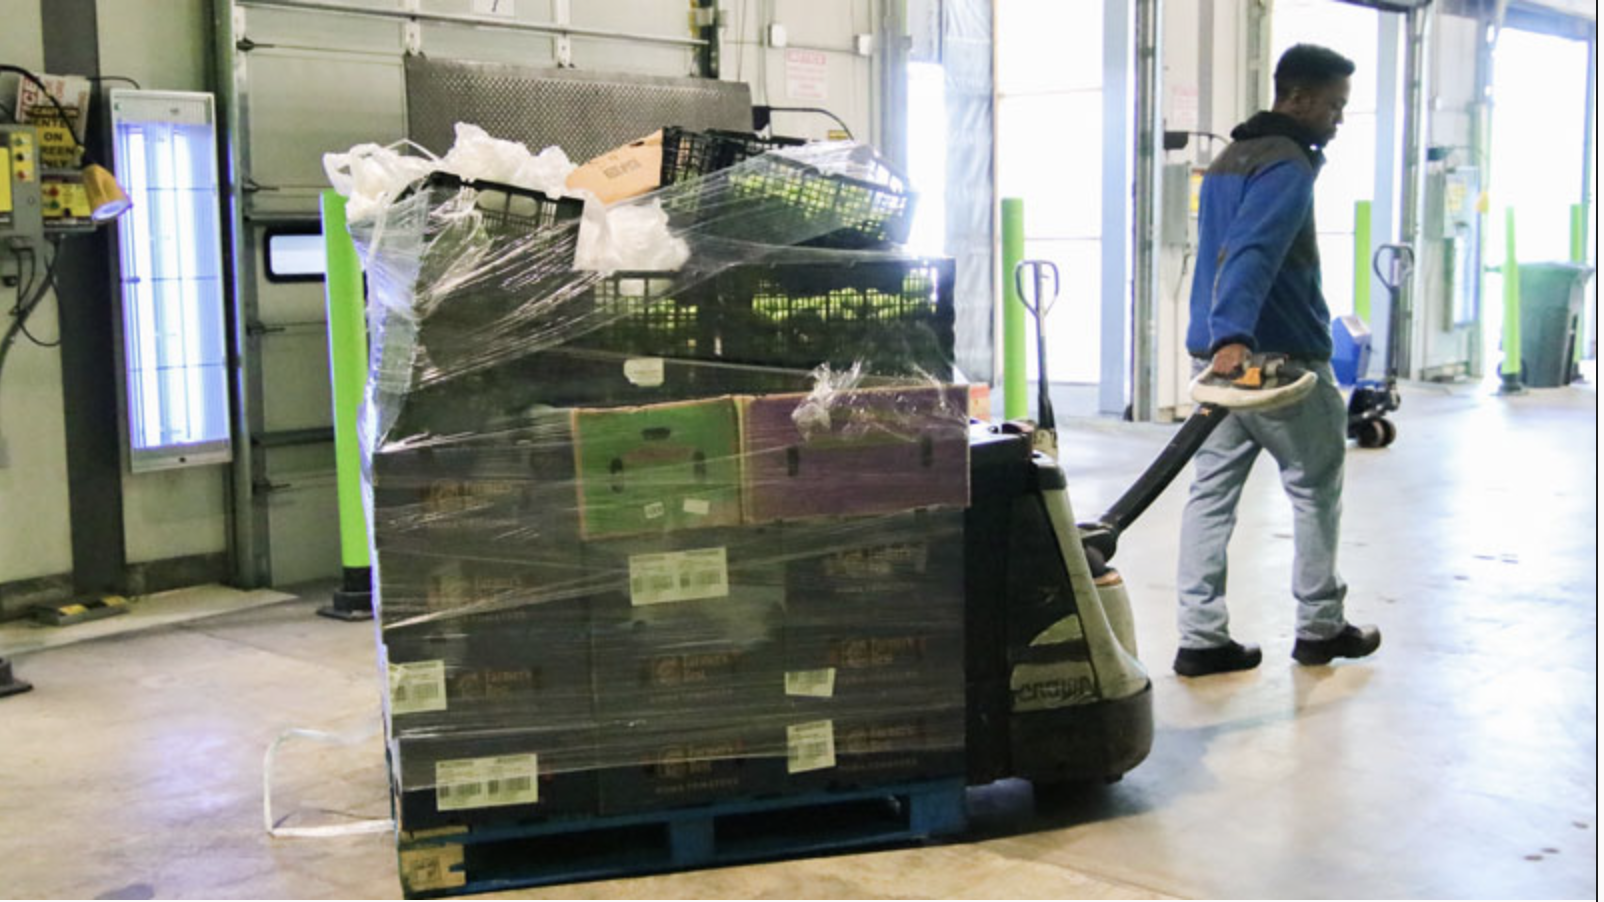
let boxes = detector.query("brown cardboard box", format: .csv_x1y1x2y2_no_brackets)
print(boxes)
565,130,663,204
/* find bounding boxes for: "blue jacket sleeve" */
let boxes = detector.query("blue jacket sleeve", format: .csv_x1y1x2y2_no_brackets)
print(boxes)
1208,158,1315,353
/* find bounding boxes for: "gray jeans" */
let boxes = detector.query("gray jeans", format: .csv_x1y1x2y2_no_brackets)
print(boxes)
1176,359,1349,648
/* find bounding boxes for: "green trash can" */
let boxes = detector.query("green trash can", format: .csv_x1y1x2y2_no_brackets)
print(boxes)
1518,262,1595,387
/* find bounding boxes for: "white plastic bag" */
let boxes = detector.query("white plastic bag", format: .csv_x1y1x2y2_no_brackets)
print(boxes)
321,140,438,223
327,123,688,274
437,123,576,197
575,199,690,275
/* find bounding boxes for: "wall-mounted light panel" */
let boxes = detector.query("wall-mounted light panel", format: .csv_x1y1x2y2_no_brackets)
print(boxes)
109,90,231,472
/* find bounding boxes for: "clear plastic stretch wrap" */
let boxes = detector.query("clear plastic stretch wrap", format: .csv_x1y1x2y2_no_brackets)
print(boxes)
347,140,971,829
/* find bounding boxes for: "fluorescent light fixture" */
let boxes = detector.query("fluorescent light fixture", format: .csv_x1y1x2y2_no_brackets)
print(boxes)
109,90,231,472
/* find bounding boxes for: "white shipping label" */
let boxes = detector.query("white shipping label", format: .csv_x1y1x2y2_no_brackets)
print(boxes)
682,497,711,516
389,660,448,715
435,754,540,811
787,720,837,773
624,357,665,387
629,547,730,606
785,668,837,698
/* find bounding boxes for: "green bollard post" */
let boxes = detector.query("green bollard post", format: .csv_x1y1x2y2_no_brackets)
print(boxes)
318,190,375,621
1570,203,1588,366
1354,200,1373,322
1499,206,1523,394
1001,198,1027,421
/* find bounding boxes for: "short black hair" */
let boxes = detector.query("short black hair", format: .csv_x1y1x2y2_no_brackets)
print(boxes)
1274,44,1356,100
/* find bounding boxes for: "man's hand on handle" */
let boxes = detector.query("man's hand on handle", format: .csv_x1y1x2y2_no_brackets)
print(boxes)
1211,342,1250,375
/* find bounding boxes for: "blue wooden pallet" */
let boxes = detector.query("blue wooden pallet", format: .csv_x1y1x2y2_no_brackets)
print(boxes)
396,779,968,897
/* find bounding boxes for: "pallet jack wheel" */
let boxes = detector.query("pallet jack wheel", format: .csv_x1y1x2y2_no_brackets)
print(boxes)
1355,419,1387,449
1378,418,1397,447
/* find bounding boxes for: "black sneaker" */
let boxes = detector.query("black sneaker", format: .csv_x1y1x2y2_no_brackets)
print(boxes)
1174,641,1263,677
1190,354,1317,411
1292,623,1382,665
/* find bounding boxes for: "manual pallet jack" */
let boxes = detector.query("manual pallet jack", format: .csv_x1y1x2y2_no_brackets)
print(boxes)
1344,243,1413,449
965,260,1313,788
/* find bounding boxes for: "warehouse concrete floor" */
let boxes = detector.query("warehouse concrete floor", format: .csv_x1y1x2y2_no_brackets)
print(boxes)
1,376,1595,899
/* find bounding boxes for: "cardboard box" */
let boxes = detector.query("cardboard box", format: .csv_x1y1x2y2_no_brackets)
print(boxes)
391,728,599,832
383,596,596,734
571,397,743,539
783,511,965,611
783,621,963,706
370,413,581,559
740,385,970,523
375,551,593,630
780,704,966,793
566,130,663,204
586,528,786,722
595,722,786,815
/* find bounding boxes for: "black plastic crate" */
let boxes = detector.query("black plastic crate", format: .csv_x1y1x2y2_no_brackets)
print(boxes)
662,152,915,250
402,173,589,386
706,257,955,378
419,172,585,238
397,257,955,413
660,127,808,186
581,273,710,359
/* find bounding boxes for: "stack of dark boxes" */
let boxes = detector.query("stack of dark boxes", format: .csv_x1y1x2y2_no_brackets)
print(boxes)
373,176,600,830
367,152,970,836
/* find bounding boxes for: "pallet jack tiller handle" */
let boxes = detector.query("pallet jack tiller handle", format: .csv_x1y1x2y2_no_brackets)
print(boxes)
1079,403,1227,568
1372,243,1414,292
1373,243,1414,383
1014,259,1060,432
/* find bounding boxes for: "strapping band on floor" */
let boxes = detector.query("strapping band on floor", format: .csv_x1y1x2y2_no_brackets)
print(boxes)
263,723,394,839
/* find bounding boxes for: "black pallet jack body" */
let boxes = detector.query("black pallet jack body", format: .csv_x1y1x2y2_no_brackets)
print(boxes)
962,260,1159,788
964,405,1241,787
964,260,1312,788
964,425,1153,787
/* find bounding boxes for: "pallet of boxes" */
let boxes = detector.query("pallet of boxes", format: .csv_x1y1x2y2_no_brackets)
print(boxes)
345,129,972,897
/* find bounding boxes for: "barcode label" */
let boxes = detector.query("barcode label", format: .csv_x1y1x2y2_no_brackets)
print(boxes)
435,754,540,811
629,547,730,606
787,720,837,774
785,668,837,698
643,501,666,520
389,660,448,716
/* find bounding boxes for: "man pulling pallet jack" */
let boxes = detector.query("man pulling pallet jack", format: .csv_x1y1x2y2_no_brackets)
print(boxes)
1004,45,1384,695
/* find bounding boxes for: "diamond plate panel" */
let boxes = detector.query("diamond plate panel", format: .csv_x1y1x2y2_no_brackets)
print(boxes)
405,58,752,162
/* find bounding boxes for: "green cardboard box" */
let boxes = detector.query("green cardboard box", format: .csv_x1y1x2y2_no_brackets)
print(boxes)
572,397,743,539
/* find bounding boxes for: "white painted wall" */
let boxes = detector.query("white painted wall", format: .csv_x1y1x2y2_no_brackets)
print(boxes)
0,0,264,589
722,0,879,141
1156,0,1254,419
97,0,231,566
0,0,76,585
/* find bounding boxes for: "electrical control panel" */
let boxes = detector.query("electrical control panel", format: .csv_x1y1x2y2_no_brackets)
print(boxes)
0,125,44,248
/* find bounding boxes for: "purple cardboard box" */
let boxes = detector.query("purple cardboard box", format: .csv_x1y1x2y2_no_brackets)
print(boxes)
740,385,970,523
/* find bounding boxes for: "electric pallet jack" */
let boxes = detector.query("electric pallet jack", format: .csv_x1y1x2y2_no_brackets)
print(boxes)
964,260,1315,789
